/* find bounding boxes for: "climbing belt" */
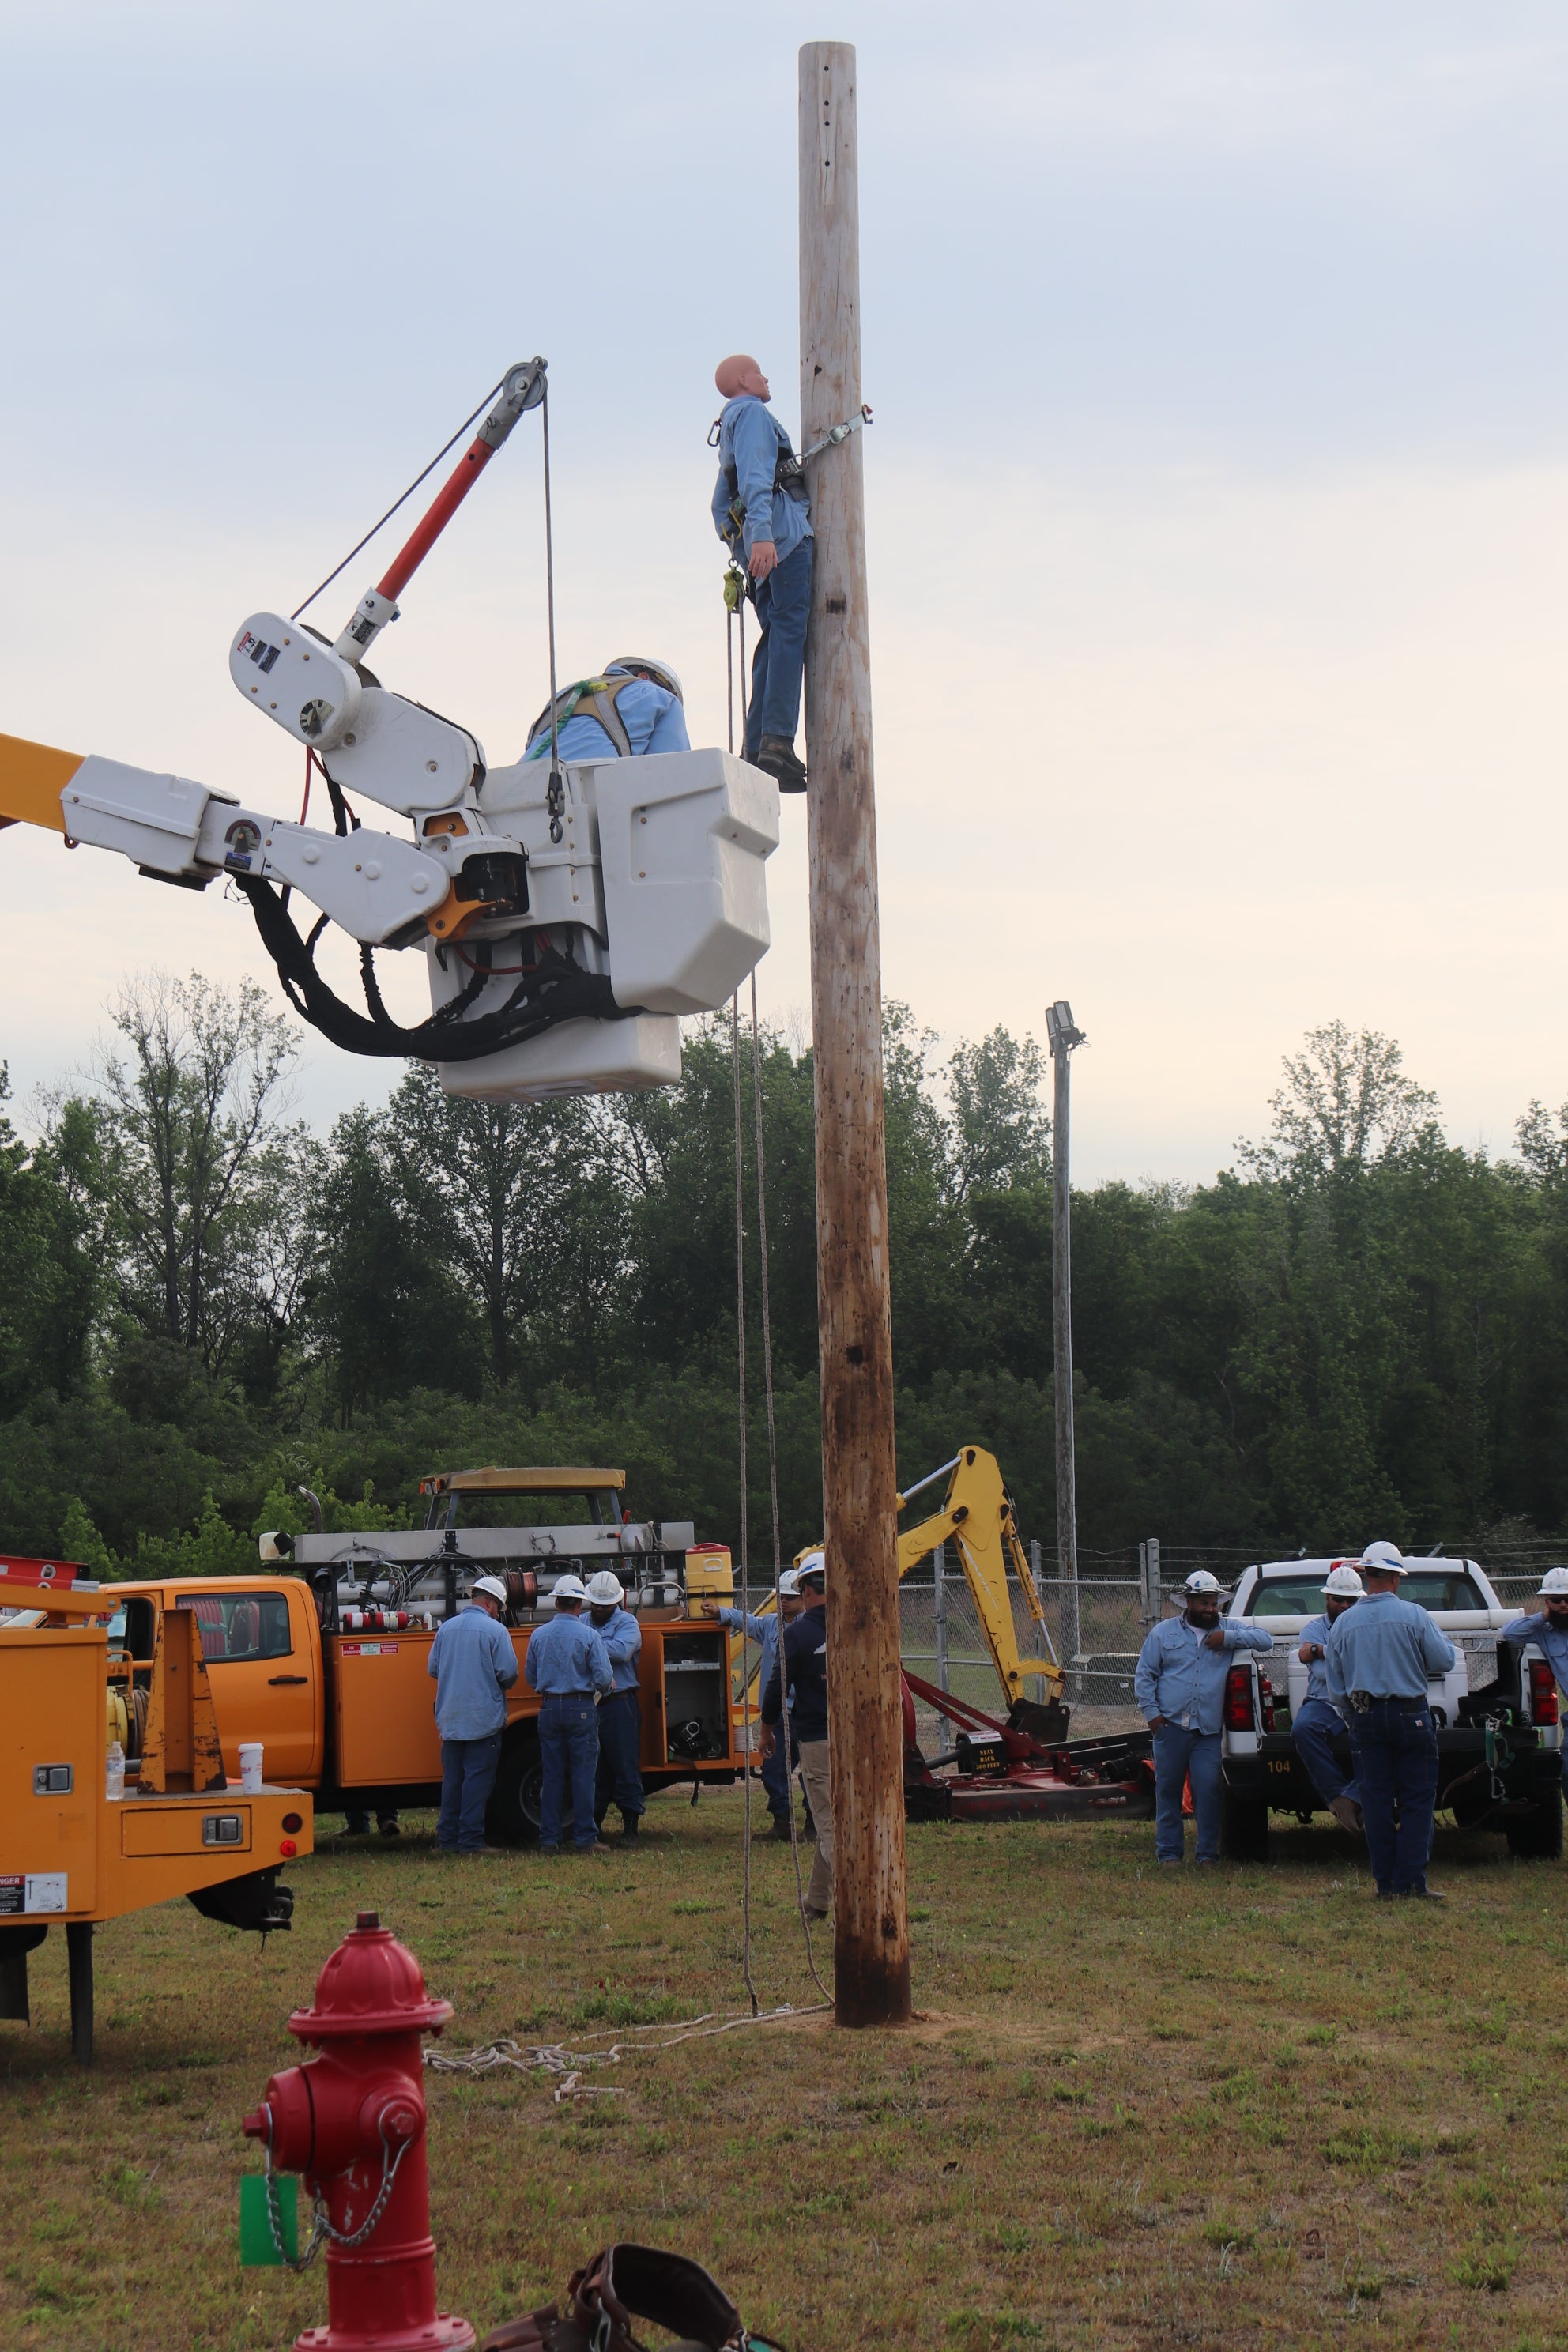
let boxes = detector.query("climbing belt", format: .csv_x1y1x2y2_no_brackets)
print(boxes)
732,974,830,2007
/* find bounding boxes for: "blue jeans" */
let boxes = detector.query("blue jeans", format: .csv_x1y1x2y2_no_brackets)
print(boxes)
438,1732,503,1853
745,537,812,756
539,1694,601,1850
1349,1700,1438,1892
1152,1724,1223,1862
1292,1698,1359,1807
760,1714,799,1821
594,1689,645,1826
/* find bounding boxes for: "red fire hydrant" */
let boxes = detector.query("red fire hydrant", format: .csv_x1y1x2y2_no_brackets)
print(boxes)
243,1911,473,2350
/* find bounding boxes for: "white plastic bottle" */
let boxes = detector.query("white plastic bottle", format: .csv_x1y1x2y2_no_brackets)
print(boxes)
106,1740,126,1800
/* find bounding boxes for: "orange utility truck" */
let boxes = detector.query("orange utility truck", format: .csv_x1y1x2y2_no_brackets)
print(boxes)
117,1468,747,1844
0,1572,313,2062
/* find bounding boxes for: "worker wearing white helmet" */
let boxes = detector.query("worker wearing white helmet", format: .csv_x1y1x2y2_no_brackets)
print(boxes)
1133,1569,1273,1866
523,1567,614,1855
424,1574,519,1856
761,1554,833,1916
585,1570,646,1843
1292,1565,1366,1839
701,1567,806,1840
1325,1542,1456,1901
523,658,689,765
1499,1564,1568,1809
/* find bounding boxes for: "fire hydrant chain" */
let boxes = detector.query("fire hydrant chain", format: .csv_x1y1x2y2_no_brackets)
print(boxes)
262,2112,412,2271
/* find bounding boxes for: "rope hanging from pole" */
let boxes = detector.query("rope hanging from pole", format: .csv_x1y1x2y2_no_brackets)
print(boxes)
733,992,759,2019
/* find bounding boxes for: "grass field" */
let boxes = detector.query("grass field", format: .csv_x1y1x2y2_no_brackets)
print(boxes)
2,1790,1566,2352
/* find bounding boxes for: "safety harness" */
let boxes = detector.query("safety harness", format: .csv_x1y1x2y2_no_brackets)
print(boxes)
525,674,641,762
707,402,873,560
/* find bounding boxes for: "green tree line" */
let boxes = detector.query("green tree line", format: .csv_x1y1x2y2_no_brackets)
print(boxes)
3,973,1566,1576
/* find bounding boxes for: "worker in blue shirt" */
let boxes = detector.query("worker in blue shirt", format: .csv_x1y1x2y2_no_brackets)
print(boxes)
760,1553,831,1917
1325,1541,1456,1901
1293,1563,1364,1836
711,353,812,793
703,1567,804,1839
523,1570,613,1855
1498,1565,1568,1798
1133,1570,1273,1864
585,1570,645,1843
426,1574,518,1856
524,657,690,763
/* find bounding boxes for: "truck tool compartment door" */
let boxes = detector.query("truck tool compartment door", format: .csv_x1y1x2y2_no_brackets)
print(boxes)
173,1585,321,1784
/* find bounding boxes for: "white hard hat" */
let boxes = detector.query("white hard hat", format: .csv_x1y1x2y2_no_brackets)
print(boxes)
1359,1540,1407,1577
1179,1570,1222,1596
584,1570,624,1607
1537,1566,1568,1597
470,1575,509,1608
606,655,683,702
1322,1565,1366,1598
552,1573,587,1604
797,1550,826,1584
777,1568,801,1596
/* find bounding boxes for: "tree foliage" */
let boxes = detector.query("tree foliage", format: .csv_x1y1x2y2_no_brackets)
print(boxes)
2,977,1566,1574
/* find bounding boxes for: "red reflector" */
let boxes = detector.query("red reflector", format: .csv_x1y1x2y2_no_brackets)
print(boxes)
1529,1660,1559,1726
279,1838,298,1857
281,1811,303,1834
1223,1665,1254,1729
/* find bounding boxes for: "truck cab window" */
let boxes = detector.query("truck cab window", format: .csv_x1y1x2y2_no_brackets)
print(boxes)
176,1592,293,1663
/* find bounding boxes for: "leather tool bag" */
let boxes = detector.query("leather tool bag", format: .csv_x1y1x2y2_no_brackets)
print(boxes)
478,2241,784,2352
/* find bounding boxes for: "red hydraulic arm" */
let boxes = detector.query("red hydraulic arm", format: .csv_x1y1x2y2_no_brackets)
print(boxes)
333,358,546,661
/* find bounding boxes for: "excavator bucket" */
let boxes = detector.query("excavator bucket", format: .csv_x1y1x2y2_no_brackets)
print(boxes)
0,730,80,832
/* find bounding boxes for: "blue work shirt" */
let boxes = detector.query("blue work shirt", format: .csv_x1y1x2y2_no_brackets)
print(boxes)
710,396,813,567
1500,1612,1568,1695
1133,1612,1273,1735
718,1605,791,1713
592,1605,642,1696
1325,1592,1455,1708
426,1604,518,1740
1298,1614,1351,1714
525,672,690,764
524,1610,613,1698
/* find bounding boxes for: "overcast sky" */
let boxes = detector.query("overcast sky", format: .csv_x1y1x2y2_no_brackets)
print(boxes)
2,3,1565,1182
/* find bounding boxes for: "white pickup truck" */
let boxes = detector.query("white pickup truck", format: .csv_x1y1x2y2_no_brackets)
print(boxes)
1212,1557,1562,1861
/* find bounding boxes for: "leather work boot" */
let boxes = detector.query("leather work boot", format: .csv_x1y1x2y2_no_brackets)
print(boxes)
1328,1796,1362,1838
755,735,808,792
621,1814,640,1843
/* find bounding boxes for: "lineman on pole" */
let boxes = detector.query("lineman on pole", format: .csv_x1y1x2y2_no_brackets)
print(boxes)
710,354,812,792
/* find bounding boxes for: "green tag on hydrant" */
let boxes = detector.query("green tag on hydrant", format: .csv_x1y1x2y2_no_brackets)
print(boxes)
239,2172,298,2266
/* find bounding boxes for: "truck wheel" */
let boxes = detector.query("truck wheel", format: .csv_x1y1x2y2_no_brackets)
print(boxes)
1219,1791,1271,1862
1506,1785,1563,1860
489,1727,544,1847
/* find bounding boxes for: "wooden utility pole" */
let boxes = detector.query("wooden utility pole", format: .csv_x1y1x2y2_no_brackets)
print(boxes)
799,39,910,2029
1046,1003,1086,1615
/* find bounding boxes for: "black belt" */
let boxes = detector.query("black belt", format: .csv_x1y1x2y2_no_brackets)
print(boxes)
1350,1691,1428,1713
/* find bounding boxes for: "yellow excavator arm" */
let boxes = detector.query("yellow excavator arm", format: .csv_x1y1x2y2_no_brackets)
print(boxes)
733,1445,1063,1714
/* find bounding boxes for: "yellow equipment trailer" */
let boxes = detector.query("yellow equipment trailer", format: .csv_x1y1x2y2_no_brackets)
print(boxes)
0,1577,314,2062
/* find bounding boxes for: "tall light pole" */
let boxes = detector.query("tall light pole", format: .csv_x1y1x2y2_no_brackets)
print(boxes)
1045,1001,1085,1679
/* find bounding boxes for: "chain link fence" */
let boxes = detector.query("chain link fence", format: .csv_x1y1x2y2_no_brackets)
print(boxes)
897,1533,1568,1754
